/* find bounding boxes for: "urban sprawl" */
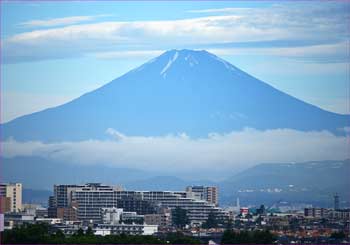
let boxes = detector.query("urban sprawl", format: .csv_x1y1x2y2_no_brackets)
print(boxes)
0,182,349,244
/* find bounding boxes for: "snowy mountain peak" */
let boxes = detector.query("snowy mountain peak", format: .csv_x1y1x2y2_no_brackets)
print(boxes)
151,49,242,79
128,49,239,79
160,51,179,77
2,49,349,142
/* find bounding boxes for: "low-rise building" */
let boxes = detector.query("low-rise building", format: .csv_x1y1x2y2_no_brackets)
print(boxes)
36,218,62,225
144,209,172,228
101,207,123,225
101,207,144,225
0,196,11,213
4,212,35,229
95,223,158,236
328,209,350,220
22,204,48,218
304,208,329,218
121,211,144,224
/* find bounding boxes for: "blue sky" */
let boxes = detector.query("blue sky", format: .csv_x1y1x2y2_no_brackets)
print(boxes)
1,1,349,123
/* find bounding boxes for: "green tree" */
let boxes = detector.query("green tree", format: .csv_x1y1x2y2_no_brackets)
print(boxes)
2,223,51,244
221,230,276,244
202,212,218,229
49,229,66,243
86,227,94,236
225,219,233,229
76,228,85,236
166,232,200,244
330,231,346,239
172,207,189,229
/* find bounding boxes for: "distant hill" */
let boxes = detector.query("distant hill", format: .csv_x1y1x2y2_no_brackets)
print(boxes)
1,156,216,192
4,157,349,207
22,189,52,206
2,49,349,142
220,159,350,207
1,156,150,190
124,176,216,191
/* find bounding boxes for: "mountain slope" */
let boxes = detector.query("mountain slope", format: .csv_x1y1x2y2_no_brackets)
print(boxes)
2,49,349,142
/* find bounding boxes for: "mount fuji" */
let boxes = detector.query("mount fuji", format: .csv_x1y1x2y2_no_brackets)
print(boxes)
2,49,349,142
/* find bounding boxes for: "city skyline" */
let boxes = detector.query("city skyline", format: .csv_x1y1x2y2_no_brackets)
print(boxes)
1,180,349,244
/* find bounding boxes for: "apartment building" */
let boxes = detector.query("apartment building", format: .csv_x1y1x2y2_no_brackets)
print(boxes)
186,185,219,206
0,183,22,212
50,183,228,225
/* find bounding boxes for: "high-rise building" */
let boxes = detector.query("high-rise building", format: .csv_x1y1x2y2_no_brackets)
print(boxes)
50,183,122,222
116,196,157,215
50,183,228,226
206,186,219,206
186,186,219,206
48,184,84,219
119,190,227,226
71,183,121,223
53,184,86,208
0,183,22,212
334,193,340,210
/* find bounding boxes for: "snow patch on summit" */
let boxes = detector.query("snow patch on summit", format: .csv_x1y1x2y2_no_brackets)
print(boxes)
210,53,240,73
161,51,179,78
185,54,199,67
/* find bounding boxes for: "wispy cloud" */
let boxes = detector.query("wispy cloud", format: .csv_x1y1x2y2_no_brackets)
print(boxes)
92,50,164,59
19,15,109,28
3,2,349,63
3,128,349,173
208,41,350,64
187,7,251,14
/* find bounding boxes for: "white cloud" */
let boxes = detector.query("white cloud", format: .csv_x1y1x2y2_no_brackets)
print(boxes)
92,50,164,59
7,15,260,45
19,15,109,27
3,3,349,63
207,41,349,63
3,128,349,173
187,8,252,14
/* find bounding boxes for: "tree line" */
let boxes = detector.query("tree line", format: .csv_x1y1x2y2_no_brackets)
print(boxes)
1,222,280,244
1,223,200,244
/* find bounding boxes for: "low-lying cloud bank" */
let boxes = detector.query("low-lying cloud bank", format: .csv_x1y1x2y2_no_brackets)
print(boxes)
2,128,349,172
